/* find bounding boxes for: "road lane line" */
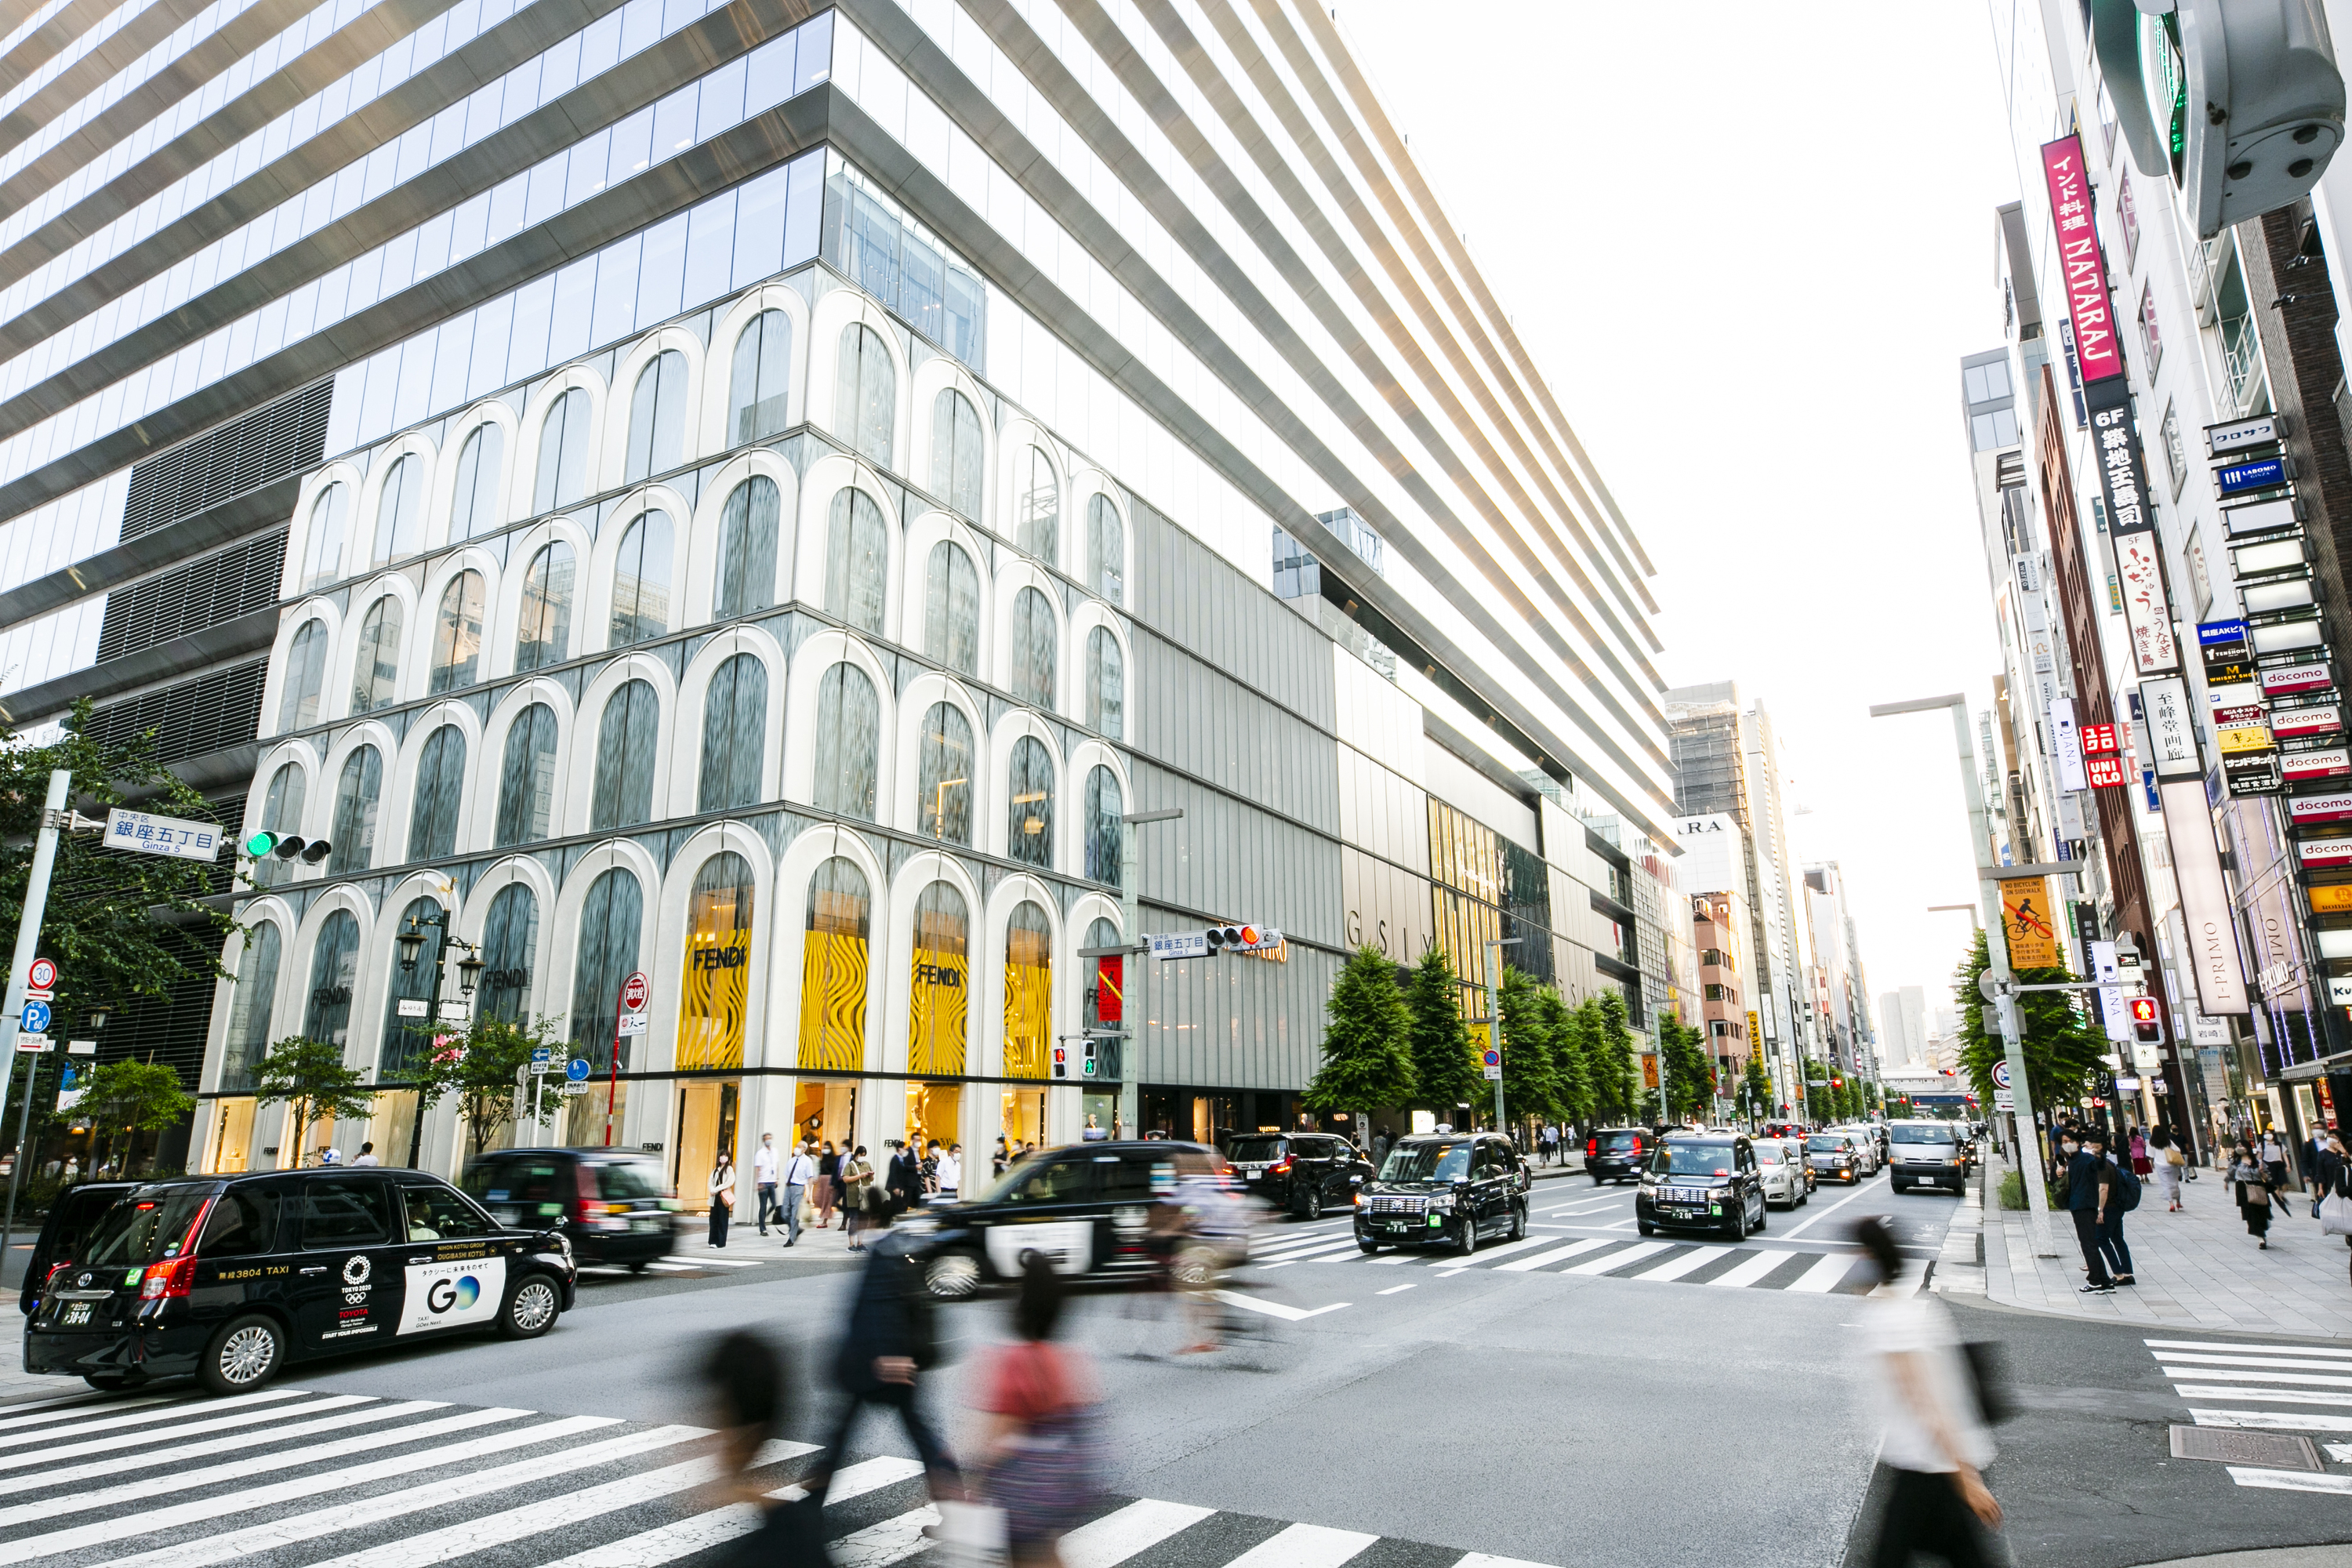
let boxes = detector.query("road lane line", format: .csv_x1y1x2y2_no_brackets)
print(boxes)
1436,1236,1553,1272
1223,1522,1380,1567
661,1255,761,1268
0,1387,307,1452
1785,1253,1857,1293
2194,1409,2352,1432
1780,1175,1885,1240
2148,1338,2352,1359
1628,1247,1722,1283
2227,1467,2352,1494
1566,1242,1668,1276
1209,1289,1350,1321
0,1396,413,1489
1061,1498,1218,1566
307,1457,725,1568
2159,1367,2352,1389
2172,1385,2352,1406
808,1454,924,1503
1377,1283,1417,1294
1370,1254,1412,1264
1254,1237,1368,1265
2158,1352,2352,1371
1456,1555,1563,1567
0,1392,173,1431
1706,1250,1790,1289
1492,1239,1611,1272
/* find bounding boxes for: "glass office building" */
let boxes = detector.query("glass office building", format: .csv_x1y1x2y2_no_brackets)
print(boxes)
0,0,1674,1177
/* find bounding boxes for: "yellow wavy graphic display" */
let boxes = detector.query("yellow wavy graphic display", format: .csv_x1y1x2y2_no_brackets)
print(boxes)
677,926,752,1070
1003,956,1051,1079
909,950,967,1077
797,931,869,1072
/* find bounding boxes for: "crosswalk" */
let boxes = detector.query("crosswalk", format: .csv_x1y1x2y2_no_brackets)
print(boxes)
578,1252,773,1279
0,1385,1561,1567
1249,1222,1882,1294
2146,1335,2352,1494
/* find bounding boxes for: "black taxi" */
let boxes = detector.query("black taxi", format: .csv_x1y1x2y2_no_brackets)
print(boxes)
1352,1133,1530,1256
22,1167,576,1395
909,1140,1222,1298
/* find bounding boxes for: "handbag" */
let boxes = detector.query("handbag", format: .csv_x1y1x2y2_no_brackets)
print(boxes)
1960,1341,2014,1425
2323,1185,2352,1236
930,1500,1007,1568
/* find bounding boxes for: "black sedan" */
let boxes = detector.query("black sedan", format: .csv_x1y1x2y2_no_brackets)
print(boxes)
1225,1132,1373,1219
909,1141,1225,1298
1635,1135,1768,1240
22,1167,575,1395
1352,1133,1529,1257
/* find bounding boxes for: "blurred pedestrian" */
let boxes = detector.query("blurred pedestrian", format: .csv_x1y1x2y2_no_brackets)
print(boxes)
841,1145,875,1251
2230,1144,2276,1249
975,1253,1105,1566
808,1188,959,1504
887,1140,923,1214
708,1151,736,1248
753,1132,780,1236
780,1139,816,1247
2151,1126,2185,1213
815,1142,840,1228
699,1330,826,1567
1851,1216,1999,1566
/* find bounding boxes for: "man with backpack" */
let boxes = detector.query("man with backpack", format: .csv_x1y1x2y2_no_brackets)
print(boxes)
2091,1128,2140,1287
805,1187,960,1508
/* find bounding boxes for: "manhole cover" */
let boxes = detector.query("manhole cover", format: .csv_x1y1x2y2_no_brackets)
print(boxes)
2170,1425,2324,1471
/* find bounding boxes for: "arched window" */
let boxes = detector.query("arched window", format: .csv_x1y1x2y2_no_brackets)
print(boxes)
797,856,869,1072
300,482,350,590
494,702,561,846
303,909,361,1046
609,511,673,648
1006,735,1054,869
1087,494,1124,604
350,597,401,713
221,920,281,1090
479,883,539,1024
623,350,688,482
825,488,887,633
1084,914,1122,1033
406,724,466,862
1084,764,1122,885
1018,448,1058,561
729,310,793,444
379,895,444,1075
1010,586,1056,708
429,571,486,692
909,880,967,1077
533,387,592,513
1084,626,1123,739
922,541,979,675
569,868,643,1071
450,423,505,540
278,620,327,731
715,476,782,618
811,662,879,820
326,747,380,874
371,453,425,566
834,324,895,466
930,389,983,517
590,680,661,830
251,762,306,889
680,852,756,1071
698,653,767,812
1003,900,1051,1079
916,702,974,845
514,542,575,673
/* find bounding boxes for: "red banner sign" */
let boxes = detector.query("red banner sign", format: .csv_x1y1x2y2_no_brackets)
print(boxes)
2042,136,2124,383
2087,756,2130,788
2081,723,2119,756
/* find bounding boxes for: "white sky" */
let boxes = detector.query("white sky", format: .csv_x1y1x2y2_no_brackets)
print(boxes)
1338,2,2027,1015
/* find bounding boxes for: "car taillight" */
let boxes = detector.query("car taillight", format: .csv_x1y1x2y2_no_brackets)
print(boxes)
574,1199,602,1225
1586,1138,1598,1158
40,1261,71,1293
1269,1157,1293,1176
1632,1138,1643,1157
139,1256,198,1301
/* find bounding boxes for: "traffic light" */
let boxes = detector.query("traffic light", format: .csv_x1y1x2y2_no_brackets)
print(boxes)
2129,996,2164,1045
1206,924,1280,953
2092,0,2347,238
241,830,331,865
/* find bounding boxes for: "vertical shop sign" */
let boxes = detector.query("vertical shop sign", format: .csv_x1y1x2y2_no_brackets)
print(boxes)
2042,136,2125,383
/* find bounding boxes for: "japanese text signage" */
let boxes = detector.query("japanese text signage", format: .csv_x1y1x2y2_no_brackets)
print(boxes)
2112,498,2180,675
2140,677,2203,778
104,808,220,862
2001,877,2061,968
2041,136,2123,383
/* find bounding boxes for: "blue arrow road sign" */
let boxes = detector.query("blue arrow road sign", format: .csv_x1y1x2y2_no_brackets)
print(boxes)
20,1000,49,1035
565,1057,591,1083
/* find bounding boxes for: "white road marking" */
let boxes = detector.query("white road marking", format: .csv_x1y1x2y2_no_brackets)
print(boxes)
1209,1290,1350,1322
303,1457,724,1568
1371,1254,1412,1264
2226,1467,2352,1494
1061,1498,1217,1567
2160,1367,2352,1389
0,1387,307,1453
2194,1409,2352,1432
1492,1239,1611,1272
1457,1555,1567,1567
0,1396,416,1489
0,1392,174,1432
1779,1174,1884,1240
1707,1251,1793,1289
1786,1253,1858,1293
2158,1352,2352,1373
660,1255,761,1268
2148,1338,2352,1359
1377,1283,1417,1295
1566,1242,1668,1276
1435,1236,1553,1272
1628,1247,1722,1283
1222,1522,1380,1566
2172,1385,2352,1407
829,1505,942,1567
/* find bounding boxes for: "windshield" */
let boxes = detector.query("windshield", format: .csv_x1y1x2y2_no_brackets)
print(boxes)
590,1160,663,1200
1598,1132,1638,1150
1227,1137,1287,1163
1379,1142,1470,1183
78,1185,215,1272
1649,1143,1738,1176
1890,1125,1956,1145
1755,1145,1784,1165
1806,1135,1850,1153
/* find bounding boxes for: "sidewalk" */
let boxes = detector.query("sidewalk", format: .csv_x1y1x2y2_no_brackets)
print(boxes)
1981,1148,2352,1338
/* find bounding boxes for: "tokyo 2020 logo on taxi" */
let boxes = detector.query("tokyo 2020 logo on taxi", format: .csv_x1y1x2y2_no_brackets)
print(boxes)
398,1255,506,1335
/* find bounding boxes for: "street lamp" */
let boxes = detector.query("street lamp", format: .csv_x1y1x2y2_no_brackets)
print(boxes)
1870,694,2059,1258
395,909,481,1169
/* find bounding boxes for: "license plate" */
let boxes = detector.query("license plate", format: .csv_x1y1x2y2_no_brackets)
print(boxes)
60,1302,90,1326
632,1218,660,1231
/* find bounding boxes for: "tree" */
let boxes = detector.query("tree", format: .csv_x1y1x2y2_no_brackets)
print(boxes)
412,1014,564,1160
1541,989,1593,1131
1951,927,2107,1117
1405,947,1480,1123
1737,1054,1774,1124
1658,1017,1712,1123
252,1037,376,1164
1497,967,1561,1129
1304,946,1416,1130
75,1060,194,1177
1592,991,1642,1125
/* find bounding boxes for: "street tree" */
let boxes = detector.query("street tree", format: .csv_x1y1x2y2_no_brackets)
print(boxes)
1658,1017,1712,1123
1737,1053,1775,1123
1951,927,2107,1118
75,1060,194,1177
1497,967,1561,1131
1303,945,1416,1134
1540,989,1594,1131
1405,946,1481,1123
252,1037,376,1165
412,1014,565,1161
1590,992,1642,1125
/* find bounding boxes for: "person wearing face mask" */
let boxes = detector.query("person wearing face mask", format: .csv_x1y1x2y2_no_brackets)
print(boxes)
2063,1131,2115,1294
2230,1143,2276,1250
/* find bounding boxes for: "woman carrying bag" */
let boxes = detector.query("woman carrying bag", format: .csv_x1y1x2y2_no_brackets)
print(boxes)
815,1142,841,1228
709,1152,738,1248
973,1253,1105,1567
2151,1126,2186,1213
2230,1144,2276,1250
840,1145,875,1252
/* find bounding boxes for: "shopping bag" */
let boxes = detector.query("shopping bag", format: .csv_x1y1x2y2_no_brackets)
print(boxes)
929,1500,1008,1568
2321,1189,2352,1236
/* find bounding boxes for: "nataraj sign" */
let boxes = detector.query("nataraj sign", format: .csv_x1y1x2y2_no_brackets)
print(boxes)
2042,136,2124,383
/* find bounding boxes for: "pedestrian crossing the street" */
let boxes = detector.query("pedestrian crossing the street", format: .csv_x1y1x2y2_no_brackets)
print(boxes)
1247,1221,1882,1295
0,1385,1562,1567
2147,1336,2352,1494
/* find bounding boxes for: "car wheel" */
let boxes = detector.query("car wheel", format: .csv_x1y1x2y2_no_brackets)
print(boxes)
499,1273,562,1340
1751,1196,1766,1233
198,1313,285,1396
1302,1189,1323,1221
925,1252,982,1299
1510,1203,1528,1240
1455,1219,1478,1258
1638,1221,1657,1236
1357,1235,1379,1254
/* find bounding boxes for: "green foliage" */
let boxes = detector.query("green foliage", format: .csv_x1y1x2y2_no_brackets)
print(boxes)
412,1014,564,1160
1590,991,1642,1126
1497,966,1561,1124
1657,1017,1712,1122
252,1036,376,1160
1737,1053,1775,1122
1405,947,1481,1118
1952,927,2108,1116
1305,946,1417,1119
0,700,239,1033
72,1059,194,1177
1539,989,1593,1129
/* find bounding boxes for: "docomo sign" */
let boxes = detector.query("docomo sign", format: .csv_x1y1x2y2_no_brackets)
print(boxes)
2042,135,2124,383
2290,791,2352,826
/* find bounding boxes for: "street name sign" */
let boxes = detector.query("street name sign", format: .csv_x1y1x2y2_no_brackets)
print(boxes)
103,808,222,862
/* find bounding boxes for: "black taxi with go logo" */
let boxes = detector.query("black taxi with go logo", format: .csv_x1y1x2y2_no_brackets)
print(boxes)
20,1168,575,1395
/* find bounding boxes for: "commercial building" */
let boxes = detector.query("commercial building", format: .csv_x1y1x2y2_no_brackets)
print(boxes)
0,2,1673,1179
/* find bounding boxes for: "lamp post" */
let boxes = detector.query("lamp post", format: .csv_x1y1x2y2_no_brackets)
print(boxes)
395,910,481,1170
1870,695,2059,1258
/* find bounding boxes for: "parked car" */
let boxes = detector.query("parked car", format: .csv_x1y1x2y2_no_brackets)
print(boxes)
460,1148,677,1270
1888,1121,1973,1195
1806,1131,1869,1185
1225,1132,1374,1220
1635,1135,1768,1240
1751,1138,1810,1209
1353,1133,1530,1257
22,1168,575,1394
1584,1127,1651,1184
16,1181,135,1317
911,1141,1214,1298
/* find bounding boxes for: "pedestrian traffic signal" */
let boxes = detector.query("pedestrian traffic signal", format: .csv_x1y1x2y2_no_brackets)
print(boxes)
2129,996,2163,1045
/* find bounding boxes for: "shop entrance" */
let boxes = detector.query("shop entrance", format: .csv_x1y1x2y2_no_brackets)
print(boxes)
370,1091,417,1171
206,1098,255,1173
907,1083,961,1153
794,1080,858,1156
1002,1087,1048,1152
673,1080,740,1208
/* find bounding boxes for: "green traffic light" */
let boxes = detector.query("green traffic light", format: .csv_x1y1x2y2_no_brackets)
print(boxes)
244,829,278,858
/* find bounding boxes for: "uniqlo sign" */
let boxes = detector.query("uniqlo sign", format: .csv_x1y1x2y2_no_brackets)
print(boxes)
2081,723,2119,756
2087,755,2130,788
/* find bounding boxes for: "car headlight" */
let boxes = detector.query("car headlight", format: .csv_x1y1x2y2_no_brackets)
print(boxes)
1426,1192,1454,1213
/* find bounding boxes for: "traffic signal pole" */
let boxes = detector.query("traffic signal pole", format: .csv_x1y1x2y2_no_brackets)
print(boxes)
0,770,71,1159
